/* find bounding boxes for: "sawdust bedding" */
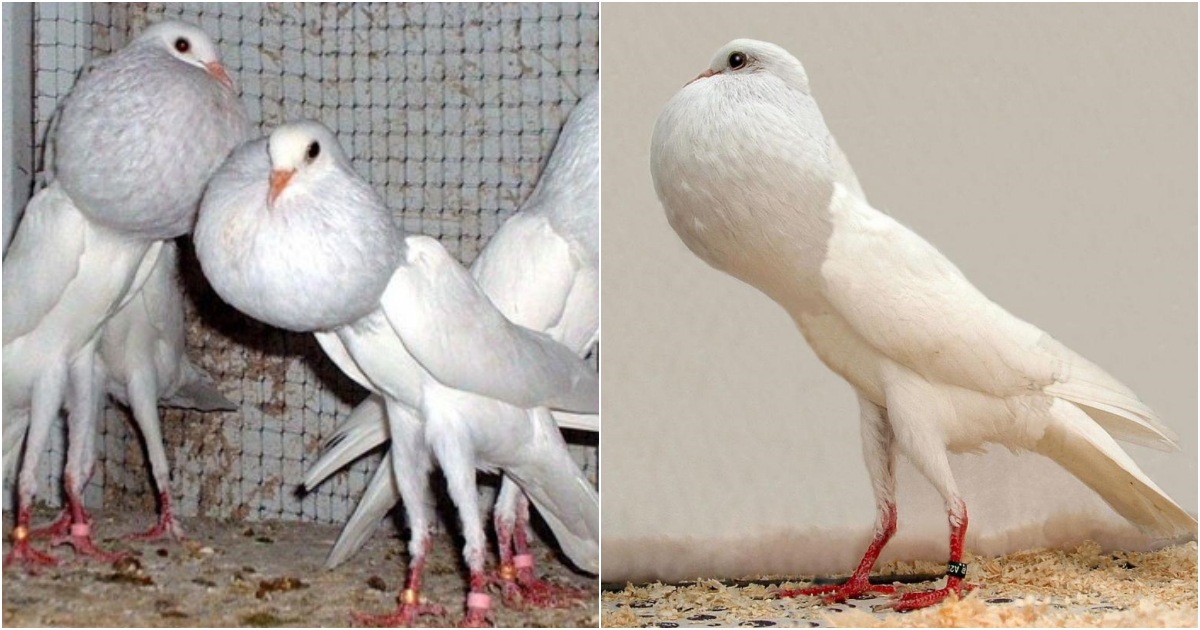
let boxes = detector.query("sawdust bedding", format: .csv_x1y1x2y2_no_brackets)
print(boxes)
601,542,1197,628
2,508,598,628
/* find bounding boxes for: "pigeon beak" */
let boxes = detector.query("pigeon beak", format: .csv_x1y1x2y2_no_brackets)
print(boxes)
268,169,295,207
686,69,717,87
205,62,234,90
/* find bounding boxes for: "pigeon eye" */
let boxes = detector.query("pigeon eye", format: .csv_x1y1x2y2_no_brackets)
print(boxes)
174,38,190,54
728,52,747,70
306,142,320,161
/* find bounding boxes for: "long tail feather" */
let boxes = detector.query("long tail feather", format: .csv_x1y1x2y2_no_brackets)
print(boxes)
503,409,599,573
1039,335,1179,451
325,450,400,568
1037,399,1196,539
303,396,387,492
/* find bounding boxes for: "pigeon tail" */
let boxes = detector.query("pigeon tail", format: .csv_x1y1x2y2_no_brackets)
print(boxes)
1036,398,1196,540
1039,334,1179,452
302,395,387,492
325,449,399,568
503,409,599,574
162,361,237,412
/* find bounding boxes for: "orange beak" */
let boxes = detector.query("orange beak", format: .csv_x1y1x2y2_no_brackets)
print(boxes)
206,61,234,90
686,68,716,87
268,169,294,207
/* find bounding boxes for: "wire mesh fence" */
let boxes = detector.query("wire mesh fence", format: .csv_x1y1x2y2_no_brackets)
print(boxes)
12,2,599,525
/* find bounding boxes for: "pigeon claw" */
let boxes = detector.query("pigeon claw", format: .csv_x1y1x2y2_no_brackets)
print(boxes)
127,512,187,542
874,581,977,613
3,533,60,573
50,522,127,563
493,564,588,610
351,591,447,628
778,577,896,603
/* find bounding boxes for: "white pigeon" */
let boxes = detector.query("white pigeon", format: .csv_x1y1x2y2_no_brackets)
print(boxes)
650,39,1196,611
97,241,236,541
55,22,247,239
27,241,236,546
2,20,247,570
303,87,599,610
194,121,599,627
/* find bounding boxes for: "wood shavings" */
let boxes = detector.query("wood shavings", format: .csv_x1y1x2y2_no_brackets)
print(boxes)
602,542,1197,627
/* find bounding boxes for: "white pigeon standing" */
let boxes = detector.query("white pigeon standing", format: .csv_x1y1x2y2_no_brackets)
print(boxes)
303,87,599,610
650,39,1196,611
2,20,247,570
99,242,237,541
27,241,235,545
194,121,599,627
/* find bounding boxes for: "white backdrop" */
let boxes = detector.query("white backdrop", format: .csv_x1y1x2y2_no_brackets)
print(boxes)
600,3,1197,582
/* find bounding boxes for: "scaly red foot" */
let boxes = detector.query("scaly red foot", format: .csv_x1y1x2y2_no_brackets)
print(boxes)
127,513,186,542
778,575,896,603
50,522,127,563
3,526,60,572
877,579,977,612
352,588,447,627
493,554,588,609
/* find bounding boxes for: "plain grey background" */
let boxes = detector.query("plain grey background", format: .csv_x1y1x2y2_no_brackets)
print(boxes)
600,3,1197,581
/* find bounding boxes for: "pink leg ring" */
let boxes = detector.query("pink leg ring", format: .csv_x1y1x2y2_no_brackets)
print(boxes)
70,523,91,537
467,592,491,610
513,553,535,569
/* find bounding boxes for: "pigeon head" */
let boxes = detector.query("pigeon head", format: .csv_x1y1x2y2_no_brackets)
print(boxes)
137,21,233,89
266,121,347,208
688,39,810,93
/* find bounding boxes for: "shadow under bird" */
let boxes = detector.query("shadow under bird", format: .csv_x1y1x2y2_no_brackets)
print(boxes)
2,20,248,570
194,120,599,627
303,86,599,612
650,38,1196,611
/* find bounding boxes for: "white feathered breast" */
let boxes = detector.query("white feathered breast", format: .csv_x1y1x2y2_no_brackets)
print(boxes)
194,139,401,332
56,43,250,239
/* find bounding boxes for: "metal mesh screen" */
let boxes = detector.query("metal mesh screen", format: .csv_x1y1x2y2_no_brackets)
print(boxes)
14,2,599,524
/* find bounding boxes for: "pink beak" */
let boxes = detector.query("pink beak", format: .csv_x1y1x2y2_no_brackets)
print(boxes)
268,169,294,207
206,61,234,90
686,69,717,87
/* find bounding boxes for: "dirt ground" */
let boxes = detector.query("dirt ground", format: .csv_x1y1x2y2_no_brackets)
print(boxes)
602,542,1197,627
2,508,598,628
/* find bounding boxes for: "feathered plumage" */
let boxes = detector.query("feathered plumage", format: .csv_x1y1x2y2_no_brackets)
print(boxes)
650,38,1193,611
194,119,598,625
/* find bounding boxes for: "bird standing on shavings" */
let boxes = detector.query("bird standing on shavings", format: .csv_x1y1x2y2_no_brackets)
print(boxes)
649,38,1196,612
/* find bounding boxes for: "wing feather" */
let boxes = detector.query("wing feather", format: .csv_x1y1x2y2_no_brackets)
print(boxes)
3,182,88,345
379,235,598,413
819,184,1174,449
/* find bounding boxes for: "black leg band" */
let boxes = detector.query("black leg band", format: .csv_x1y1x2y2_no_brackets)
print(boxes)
945,561,968,579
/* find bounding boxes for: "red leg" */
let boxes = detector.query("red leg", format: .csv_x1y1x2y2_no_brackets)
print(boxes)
127,491,186,541
458,570,492,628
779,502,898,601
490,510,525,605
492,498,588,610
880,500,977,612
3,506,60,571
47,473,126,563
352,537,446,627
